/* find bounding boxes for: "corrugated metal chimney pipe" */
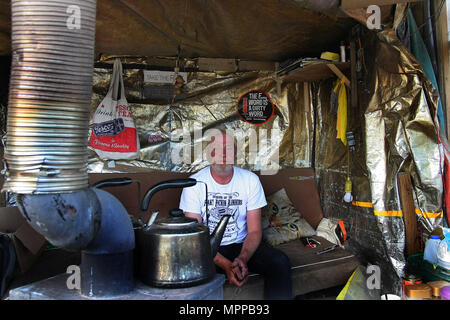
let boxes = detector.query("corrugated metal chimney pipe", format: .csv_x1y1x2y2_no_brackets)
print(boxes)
5,0,95,192
3,0,135,297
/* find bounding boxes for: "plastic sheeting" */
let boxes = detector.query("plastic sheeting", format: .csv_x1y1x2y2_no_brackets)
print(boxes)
88,57,314,174
0,0,355,60
407,8,446,133
364,29,444,230
336,265,381,300
314,28,444,294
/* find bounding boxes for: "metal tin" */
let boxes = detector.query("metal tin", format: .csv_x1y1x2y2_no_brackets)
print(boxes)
427,281,450,297
402,273,422,293
405,283,432,299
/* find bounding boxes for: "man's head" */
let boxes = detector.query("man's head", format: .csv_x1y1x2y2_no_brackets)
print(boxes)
205,128,236,173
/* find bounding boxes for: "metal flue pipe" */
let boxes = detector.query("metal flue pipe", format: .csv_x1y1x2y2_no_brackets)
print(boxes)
3,0,135,297
4,0,96,193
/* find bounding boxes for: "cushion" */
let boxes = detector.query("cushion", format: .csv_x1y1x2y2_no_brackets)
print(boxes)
261,188,316,246
315,217,342,246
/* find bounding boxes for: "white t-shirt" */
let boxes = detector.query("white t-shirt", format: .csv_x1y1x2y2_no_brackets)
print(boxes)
179,166,267,246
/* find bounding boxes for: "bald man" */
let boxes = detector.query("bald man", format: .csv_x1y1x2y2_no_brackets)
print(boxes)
179,130,292,300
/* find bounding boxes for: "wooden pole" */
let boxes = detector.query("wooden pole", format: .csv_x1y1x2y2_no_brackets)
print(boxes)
398,173,421,257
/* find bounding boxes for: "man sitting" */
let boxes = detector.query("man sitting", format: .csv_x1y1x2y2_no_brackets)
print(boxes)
179,130,292,299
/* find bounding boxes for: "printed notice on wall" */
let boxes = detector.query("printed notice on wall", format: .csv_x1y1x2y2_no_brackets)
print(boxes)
237,90,275,125
143,70,188,84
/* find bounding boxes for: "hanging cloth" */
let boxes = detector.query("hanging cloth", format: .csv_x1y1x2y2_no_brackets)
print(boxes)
407,8,445,133
336,77,348,146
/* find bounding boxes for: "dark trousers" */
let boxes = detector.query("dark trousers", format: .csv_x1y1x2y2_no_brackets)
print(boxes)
218,241,292,300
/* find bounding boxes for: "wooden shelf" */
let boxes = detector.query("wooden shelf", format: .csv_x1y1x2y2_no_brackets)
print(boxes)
280,61,350,83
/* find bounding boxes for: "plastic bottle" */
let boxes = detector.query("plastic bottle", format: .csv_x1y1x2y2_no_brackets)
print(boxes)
340,41,346,62
423,235,441,265
437,232,450,271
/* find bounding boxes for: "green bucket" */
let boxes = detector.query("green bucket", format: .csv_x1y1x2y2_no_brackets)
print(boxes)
406,253,450,283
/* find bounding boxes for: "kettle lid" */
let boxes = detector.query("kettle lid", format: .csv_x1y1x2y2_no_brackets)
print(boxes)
156,216,199,227
155,208,199,228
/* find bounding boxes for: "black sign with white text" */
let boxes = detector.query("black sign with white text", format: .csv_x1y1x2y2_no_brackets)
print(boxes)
237,90,274,125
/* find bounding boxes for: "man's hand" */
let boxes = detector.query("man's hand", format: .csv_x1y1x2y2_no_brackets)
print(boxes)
213,253,248,287
226,260,249,287
231,257,248,282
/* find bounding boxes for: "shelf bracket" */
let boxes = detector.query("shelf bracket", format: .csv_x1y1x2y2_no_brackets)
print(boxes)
327,64,351,87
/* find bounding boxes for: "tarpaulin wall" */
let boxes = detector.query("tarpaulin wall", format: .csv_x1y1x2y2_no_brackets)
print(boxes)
314,29,445,294
88,58,314,173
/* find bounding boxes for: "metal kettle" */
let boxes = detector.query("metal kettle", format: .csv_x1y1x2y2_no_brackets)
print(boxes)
135,179,230,288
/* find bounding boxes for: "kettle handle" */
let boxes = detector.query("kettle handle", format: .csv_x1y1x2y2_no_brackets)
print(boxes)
141,178,197,212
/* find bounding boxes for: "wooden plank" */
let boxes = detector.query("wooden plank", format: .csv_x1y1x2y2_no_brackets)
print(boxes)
282,62,350,83
303,82,310,113
239,60,276,71
197,58,237,72
398,173,421,257
327,64,351,87
341,0,423,9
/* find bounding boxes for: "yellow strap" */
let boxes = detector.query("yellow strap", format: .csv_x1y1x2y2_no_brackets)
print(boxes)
415,209,443,218
352,201,373,208
351,202,442,218
374,210,403,217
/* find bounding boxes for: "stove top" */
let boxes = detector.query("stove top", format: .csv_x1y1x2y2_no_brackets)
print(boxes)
7,273,225,300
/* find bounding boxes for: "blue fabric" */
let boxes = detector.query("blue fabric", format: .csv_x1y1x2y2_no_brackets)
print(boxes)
407,8,446,132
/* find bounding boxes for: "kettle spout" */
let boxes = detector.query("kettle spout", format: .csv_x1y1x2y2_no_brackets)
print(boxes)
209,214,231,257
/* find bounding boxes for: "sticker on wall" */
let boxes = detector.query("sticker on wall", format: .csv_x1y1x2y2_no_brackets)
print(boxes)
237,90,275,125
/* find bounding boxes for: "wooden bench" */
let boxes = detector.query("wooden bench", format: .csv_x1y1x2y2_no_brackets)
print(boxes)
89,168,360,299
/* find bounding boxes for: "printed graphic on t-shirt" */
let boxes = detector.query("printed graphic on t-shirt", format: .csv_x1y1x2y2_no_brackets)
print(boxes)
205,192,243,243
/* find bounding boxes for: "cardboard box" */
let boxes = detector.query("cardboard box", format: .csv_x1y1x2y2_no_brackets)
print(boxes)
0,206,47,273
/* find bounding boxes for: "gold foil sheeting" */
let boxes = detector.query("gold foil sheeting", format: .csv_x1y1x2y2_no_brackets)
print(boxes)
88,29,444,282
363,30,444,278
313,30,444,282
365,30,444,225
88,63,313,174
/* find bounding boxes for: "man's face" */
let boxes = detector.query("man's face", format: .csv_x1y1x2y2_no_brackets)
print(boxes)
206,132,236,166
